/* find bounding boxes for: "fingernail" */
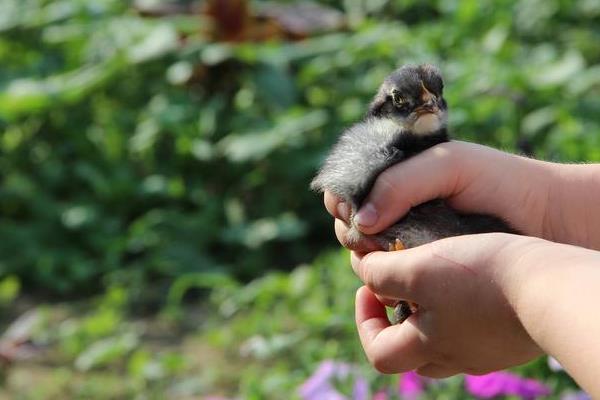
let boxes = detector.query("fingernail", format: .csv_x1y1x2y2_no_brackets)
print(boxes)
354,203,378,227
337,202,350,222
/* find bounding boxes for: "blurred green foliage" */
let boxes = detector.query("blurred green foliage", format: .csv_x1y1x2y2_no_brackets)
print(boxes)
2,1,599,397
2,0,600,297
1,250,579,398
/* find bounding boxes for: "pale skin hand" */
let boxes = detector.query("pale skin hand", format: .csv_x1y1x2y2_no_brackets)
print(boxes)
351,233,600,397
324,141,600,251
321,141,600,394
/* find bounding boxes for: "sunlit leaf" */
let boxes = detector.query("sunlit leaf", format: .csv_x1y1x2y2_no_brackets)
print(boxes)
218,110,328,162
529,50,585,88
127,23,179,63
0,64,117,119
75,333,139,371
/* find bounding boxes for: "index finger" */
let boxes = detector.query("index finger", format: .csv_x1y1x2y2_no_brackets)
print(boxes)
351,248,433,304
355,286,429,373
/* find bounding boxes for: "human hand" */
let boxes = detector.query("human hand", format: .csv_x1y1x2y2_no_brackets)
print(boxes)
326,141,600,250
351,233,546,378
324,141,553,245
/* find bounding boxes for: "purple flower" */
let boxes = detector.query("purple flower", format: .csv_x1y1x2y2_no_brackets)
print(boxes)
561,391,591,400
398,371,425,399
352,376,369,400
299,360,369,400
465,372,551,399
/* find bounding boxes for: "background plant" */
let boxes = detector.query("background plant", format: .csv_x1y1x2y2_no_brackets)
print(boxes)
0,0,599,398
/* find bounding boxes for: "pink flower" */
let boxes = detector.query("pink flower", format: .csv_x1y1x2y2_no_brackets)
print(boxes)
465,372,551,399
298,360,369,400
372,390,389,400
398,371,425,399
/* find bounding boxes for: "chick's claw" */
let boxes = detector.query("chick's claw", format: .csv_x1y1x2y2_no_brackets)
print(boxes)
392,300,419,324
393,301,412,324
388,238,406,252
386,238,412,324
394,238,405,251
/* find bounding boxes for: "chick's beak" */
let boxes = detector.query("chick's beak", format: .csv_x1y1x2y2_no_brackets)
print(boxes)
414,101,439,116
415,82,441,117
410,83,445,135
414,100,442,120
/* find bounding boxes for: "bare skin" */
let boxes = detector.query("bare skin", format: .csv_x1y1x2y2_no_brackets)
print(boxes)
351,234,600,396
325,141,600,251
322,141,600,395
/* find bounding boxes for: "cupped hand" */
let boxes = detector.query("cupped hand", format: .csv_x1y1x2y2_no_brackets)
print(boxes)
352,233,546,378
325,141,554,245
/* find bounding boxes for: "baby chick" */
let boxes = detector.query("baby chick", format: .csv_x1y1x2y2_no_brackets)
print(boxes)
311,64,515,323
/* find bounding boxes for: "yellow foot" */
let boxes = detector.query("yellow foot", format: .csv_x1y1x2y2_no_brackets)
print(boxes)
388,238,405,251
409,301,418,314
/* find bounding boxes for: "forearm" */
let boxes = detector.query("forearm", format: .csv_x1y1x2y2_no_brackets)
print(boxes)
510,242,600,396
542,163,600,250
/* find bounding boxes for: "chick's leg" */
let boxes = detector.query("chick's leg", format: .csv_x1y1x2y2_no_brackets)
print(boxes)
388,238,418,324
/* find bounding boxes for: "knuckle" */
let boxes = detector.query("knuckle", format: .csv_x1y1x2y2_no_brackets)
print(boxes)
415,366,434,378
416,364,453,379
371,355,397,375
464,366,487,375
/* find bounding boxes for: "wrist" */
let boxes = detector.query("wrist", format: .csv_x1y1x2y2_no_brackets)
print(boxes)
505,155,554,238
507,240,600,394
544,163,600,249
504,239,596,346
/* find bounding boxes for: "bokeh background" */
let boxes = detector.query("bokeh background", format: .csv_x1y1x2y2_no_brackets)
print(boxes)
1,0,599,398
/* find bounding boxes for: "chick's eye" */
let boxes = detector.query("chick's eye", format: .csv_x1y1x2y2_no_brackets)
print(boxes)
391,91,406,108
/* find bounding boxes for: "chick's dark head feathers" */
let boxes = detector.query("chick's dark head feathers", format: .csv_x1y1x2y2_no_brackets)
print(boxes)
368,64,447,135
311,63,450,225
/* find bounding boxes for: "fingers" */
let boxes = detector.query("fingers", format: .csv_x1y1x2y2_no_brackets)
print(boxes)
334,219,382,252
354,142,465,235
324,192,350,222
375,294,400,308
350,248,432,304
416,363,462,379
355,286,429,373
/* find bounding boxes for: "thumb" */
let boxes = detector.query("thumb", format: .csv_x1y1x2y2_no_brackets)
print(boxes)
353,142,464,235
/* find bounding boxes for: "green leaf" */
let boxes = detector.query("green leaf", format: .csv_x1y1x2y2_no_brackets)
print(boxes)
75,333,139,371
218,110,328,162
0,275,20,305
0,63,117,119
